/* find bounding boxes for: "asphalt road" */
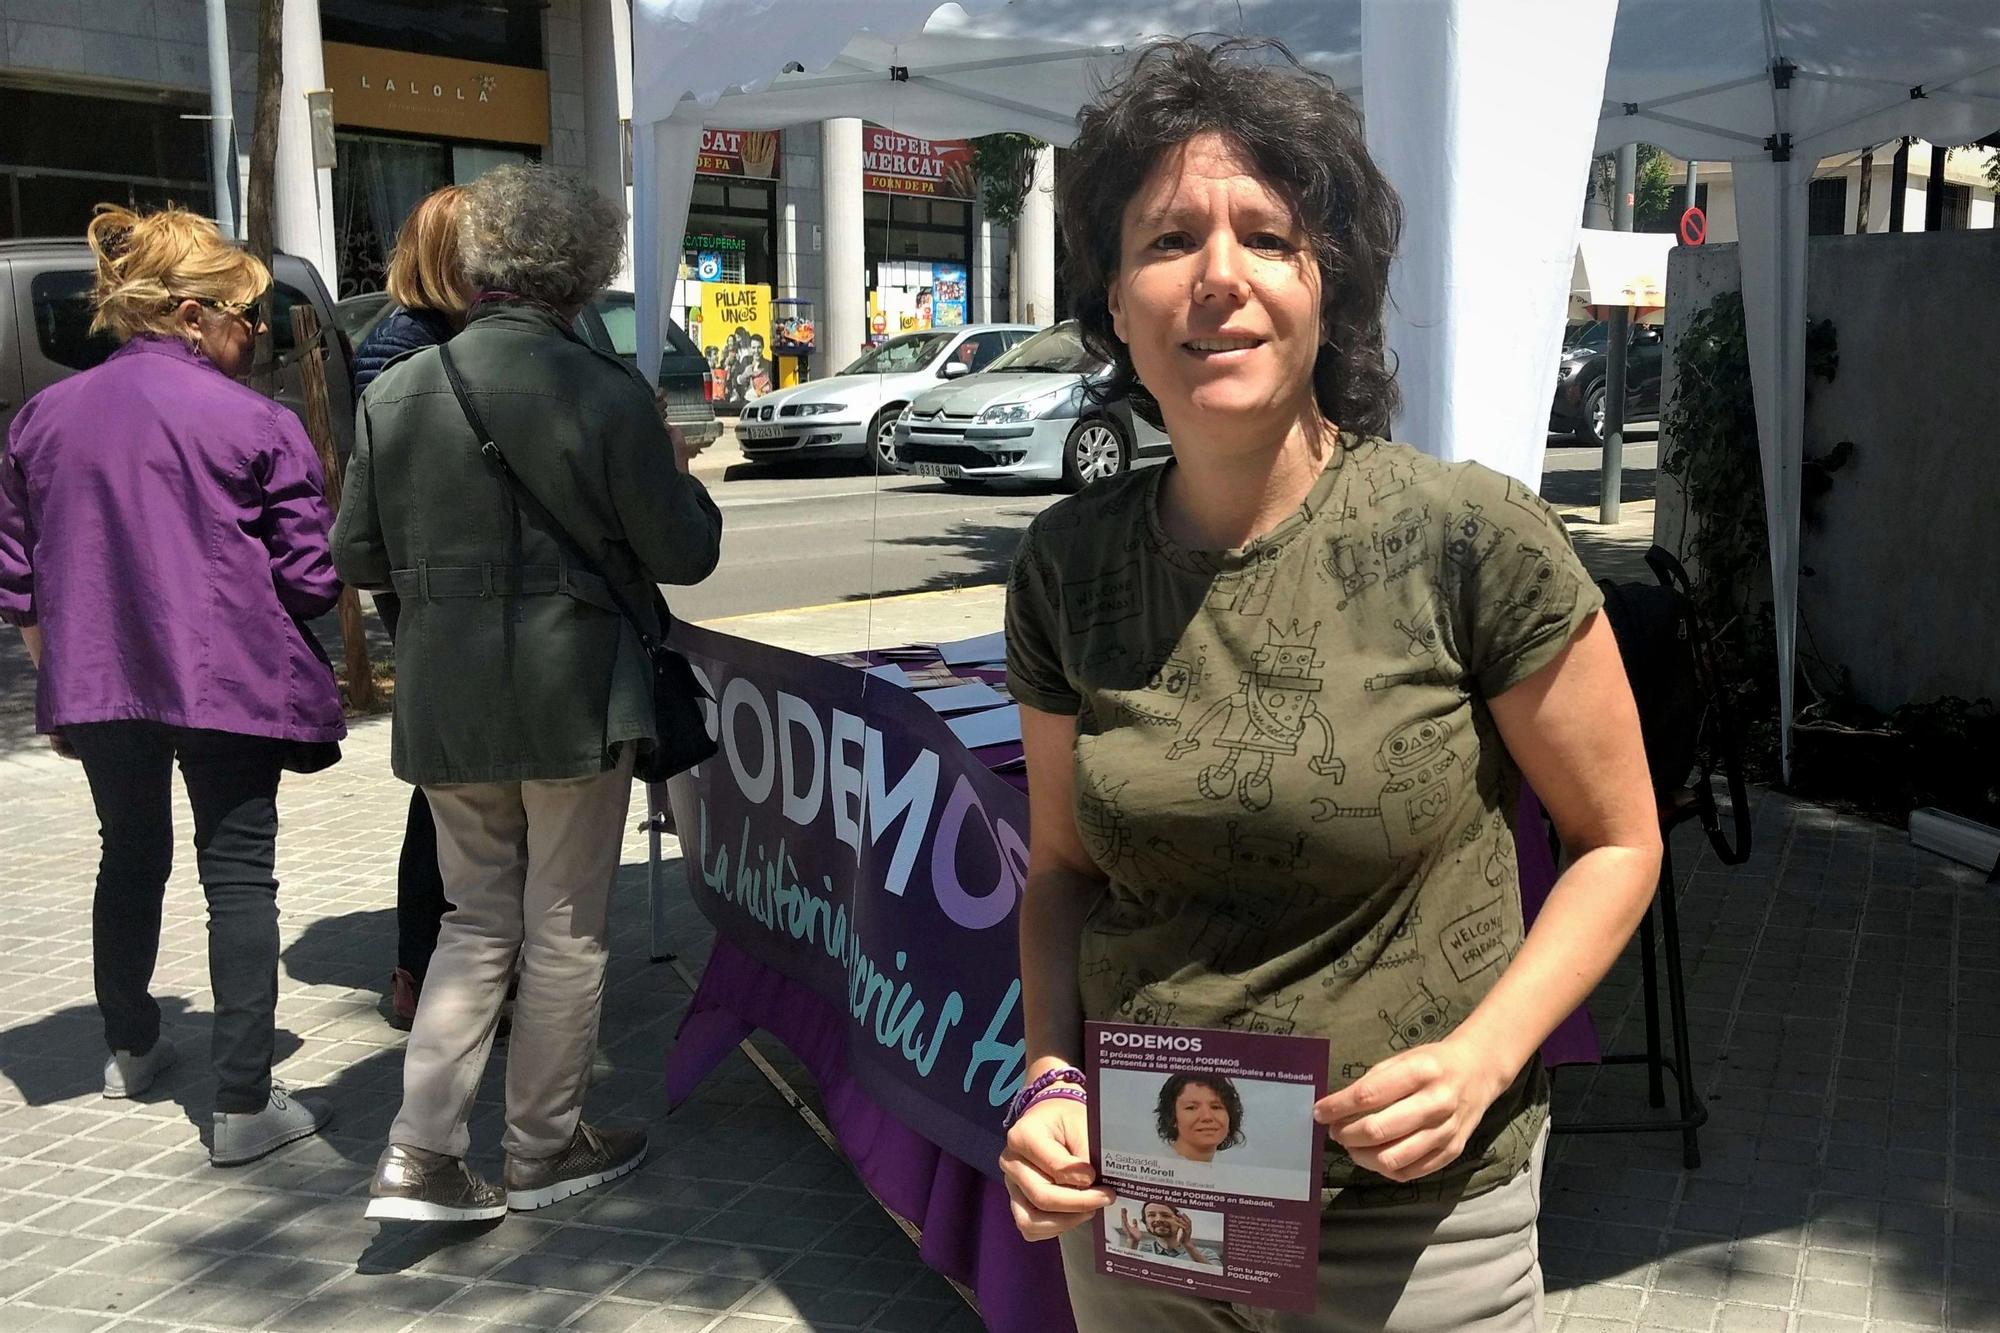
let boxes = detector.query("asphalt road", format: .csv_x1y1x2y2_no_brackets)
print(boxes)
678,430,1661,622
672,462,1064,621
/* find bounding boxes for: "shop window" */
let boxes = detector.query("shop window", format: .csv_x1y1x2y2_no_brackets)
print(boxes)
321,0,543,70
1808,176,1849,235
891,196,930,224
692,181,729,209
1,86,211,239
931,200,968,227
1939,182,1971,230
727,186,768,210
864,195,890,222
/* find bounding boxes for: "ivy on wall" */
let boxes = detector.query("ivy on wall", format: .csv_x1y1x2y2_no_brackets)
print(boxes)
1662,291,1995,825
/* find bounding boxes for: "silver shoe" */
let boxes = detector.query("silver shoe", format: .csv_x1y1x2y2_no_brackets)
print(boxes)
211,1083,330,1166
365,1144,507,1223
103,1036,176,1099
504,1122,647,1211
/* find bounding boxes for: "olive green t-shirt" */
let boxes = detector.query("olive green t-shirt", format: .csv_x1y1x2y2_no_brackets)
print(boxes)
1004,437,1603,1202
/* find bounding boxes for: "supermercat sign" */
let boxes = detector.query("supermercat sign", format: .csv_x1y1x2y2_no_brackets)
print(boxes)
322,42,551,147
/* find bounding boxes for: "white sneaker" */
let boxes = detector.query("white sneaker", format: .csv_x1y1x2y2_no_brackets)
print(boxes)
103,1036,177,1099
211,1084,331,1166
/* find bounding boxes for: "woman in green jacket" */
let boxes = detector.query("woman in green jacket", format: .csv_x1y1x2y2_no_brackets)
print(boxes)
334,164,721,1221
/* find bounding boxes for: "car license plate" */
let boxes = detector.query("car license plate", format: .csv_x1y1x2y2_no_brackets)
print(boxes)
738,424,785,441
913,462,963,478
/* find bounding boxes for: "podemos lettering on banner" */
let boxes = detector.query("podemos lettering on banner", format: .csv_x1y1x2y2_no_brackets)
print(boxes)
697,283,775,412
664,627,1033,1175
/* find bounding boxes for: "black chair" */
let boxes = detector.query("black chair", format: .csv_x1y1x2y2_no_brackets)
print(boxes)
1552,546,1753,1169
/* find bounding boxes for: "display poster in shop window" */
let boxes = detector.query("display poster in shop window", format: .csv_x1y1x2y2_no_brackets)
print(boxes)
1086,1021,1329,1313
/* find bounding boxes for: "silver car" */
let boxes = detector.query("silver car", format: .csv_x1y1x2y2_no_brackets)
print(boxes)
891,322,1169,491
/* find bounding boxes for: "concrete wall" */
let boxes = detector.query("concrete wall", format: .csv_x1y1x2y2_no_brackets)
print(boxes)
542,0,586,171
1657,231,2000,712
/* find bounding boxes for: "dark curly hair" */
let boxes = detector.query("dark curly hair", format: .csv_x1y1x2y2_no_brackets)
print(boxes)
1154,1073,1246,1152
1057,36,1403,438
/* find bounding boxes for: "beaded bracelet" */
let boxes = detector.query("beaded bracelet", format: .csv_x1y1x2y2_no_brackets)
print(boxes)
1014,1085,1087,1124
1002,1065,1086,1129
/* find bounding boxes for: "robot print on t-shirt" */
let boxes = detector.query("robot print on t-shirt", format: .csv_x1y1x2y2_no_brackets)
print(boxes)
1379,979,1453,1050
1185,822,1311,973
1310,716,1466,858
1218,988,1304,1036
1167,619,1345,811
1373,505,1431,587
1364,596,1447,693
1120,644,1205,729
1321,530,1381,609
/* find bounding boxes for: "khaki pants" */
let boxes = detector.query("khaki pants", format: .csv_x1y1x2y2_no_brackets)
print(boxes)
1060,1124,1548,1332
388,752,634,1161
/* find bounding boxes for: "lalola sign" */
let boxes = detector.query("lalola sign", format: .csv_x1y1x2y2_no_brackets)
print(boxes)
321,42,551,147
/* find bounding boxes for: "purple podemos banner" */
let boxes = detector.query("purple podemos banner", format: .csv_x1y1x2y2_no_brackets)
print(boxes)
663,623,1030,1177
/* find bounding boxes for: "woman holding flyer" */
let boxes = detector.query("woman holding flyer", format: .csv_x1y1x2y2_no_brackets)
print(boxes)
999,37,1660,1330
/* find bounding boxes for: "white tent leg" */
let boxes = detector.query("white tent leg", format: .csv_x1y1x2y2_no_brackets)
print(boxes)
634,108,705,382
1731,157,1815,782
1363,0,1618,487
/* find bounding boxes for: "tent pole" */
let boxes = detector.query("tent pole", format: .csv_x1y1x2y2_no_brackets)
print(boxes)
1599,143,1635,526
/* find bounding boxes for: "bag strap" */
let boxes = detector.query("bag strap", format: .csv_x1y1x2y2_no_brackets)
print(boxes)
436,342,673,650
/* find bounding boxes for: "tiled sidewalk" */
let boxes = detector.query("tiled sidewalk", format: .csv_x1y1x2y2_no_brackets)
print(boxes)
1,597,1994,1332
0,721,980,1333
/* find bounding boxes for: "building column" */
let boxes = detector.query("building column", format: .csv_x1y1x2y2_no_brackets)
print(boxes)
580,0,634,288
971,202,995,324
275,0,336,292
820,118,865,379
1014,145,1056,325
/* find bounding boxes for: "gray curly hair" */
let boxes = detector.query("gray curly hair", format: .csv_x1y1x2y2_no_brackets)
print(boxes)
458,164,625,310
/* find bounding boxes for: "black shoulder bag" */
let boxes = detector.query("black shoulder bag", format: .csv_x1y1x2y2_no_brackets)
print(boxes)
435,343,718,783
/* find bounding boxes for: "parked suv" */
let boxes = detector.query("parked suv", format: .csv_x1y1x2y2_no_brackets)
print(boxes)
1550,319,1664,445
2,240,353,457
736,323,1037,471
335,288,719,451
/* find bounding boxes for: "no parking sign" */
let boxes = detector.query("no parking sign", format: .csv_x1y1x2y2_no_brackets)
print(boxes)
1679,206,1707,246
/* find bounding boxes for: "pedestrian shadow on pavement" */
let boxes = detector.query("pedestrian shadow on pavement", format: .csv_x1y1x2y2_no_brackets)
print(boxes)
0,996,304,1119
0,629,42,755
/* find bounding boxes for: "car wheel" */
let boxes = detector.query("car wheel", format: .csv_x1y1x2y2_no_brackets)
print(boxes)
870,408,903,472
1061,417,1128,492
1581,382,1607,446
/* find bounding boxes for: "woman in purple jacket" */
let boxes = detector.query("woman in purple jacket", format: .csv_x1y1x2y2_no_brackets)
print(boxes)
0,205,344,1166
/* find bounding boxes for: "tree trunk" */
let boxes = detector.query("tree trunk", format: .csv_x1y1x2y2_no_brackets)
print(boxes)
245,0,282,394
1855,148,1874,233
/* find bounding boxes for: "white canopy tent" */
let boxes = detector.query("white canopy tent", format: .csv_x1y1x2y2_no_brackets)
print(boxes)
630,0,2000,773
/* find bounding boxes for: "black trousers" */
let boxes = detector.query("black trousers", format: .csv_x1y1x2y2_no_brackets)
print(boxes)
378,591,451,986
67,722,287,1114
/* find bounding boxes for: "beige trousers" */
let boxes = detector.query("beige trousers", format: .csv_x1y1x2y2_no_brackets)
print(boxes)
388,751,634,1161
1060,1124,1548,1332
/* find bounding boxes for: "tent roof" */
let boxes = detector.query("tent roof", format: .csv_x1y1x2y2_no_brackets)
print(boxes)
636,0,2000,164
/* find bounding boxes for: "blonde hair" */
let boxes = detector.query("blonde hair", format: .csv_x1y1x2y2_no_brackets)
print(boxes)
385,185,470,316
86,204,268,342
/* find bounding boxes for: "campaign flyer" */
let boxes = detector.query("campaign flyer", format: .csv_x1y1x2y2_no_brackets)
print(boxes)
1085,1020,1330,1313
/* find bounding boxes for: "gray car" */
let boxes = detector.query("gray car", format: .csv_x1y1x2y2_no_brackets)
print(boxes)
2,239,352,457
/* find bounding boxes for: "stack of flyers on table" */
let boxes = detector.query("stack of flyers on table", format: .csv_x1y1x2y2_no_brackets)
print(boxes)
1085,1020,1328,1313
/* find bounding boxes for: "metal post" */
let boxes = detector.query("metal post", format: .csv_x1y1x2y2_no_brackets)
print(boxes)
204,0,237,238
1683,158,1698,213
1599,143,1636,526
